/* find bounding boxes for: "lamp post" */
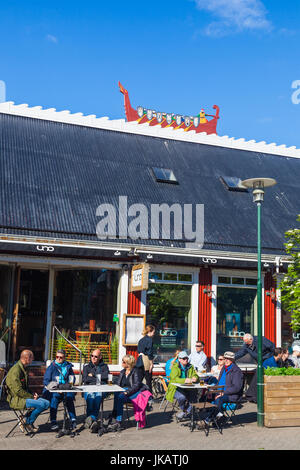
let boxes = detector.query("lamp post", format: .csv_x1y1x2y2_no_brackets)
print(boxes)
241,177,277,427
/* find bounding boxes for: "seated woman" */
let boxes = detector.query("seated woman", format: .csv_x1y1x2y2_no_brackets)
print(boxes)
43,349,77,431
109,355,150,430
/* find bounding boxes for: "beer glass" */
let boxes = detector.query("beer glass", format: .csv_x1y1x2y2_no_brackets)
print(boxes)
108,374,113,385
96,374,101,385
68,375,73,388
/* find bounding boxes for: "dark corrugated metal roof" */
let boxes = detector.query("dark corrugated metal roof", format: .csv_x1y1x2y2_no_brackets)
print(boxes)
0,112,299,255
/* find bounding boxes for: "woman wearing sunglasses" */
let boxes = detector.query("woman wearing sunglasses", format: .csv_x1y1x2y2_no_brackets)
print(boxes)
43,349,77,431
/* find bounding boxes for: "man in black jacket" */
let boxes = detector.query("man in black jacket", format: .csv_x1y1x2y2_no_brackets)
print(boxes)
235,334,275,362
205,351,244,423
82,349,109,432
235,334,275,403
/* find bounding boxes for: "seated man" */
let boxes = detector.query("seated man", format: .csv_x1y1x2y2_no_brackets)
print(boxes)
188,341,207,371
6,349,50,433
263,347,282,369
206,351,244,423
43,349,77,431
166,351,199,420
82,348,109,433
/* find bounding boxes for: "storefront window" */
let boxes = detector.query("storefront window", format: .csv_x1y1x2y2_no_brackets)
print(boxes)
216,286,257,357
53,269,120,363
146,276,192,363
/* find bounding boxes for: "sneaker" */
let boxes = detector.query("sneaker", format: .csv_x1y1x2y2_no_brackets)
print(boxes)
26,423,38,433
112,421,124,432
176,411,186,420
216,412,224,420
84,416,93,429
204,417,211,425
50,422,59,431
90,420,99,433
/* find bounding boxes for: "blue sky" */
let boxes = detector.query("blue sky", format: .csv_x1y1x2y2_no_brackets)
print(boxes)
1,0,300,147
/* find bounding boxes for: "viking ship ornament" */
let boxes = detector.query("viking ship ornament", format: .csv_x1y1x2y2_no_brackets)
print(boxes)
137,106,144,118
119,81,220,135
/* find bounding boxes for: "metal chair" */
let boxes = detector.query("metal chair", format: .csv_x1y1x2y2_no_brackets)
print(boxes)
155,376,178,413
1,376,35,438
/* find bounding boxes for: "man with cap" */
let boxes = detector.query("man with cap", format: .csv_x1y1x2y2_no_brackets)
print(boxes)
206,351,244,422
165,351,199,420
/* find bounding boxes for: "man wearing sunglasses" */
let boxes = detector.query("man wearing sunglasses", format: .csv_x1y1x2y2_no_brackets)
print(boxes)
188,341,207,371
43,349,77,431
82,349,109,433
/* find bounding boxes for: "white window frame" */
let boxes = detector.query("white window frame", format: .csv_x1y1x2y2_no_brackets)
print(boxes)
211,269,264,361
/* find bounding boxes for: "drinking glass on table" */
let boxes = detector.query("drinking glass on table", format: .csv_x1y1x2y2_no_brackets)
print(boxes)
96,374,101,385
108,374,113,385
55,375,60,384
68,375,74,388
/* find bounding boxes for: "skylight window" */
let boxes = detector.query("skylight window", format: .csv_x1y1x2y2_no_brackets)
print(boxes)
220,176,248,192
152,167,178,184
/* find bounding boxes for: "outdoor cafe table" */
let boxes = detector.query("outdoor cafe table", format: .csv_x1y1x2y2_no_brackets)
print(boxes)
171,383,223,432
49,384,125,437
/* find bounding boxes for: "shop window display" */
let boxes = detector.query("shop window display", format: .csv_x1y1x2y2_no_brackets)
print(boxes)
53,269,119,363
146,278,192,363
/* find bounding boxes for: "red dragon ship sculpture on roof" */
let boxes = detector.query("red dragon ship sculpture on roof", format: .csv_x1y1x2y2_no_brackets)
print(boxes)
119,81,220,135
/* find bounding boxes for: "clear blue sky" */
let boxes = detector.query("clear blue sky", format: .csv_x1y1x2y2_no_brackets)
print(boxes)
1,0,300,147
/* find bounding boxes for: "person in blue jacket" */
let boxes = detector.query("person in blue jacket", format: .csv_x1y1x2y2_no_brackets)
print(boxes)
263,347,283,369
205,351,244,423
43,349,77,431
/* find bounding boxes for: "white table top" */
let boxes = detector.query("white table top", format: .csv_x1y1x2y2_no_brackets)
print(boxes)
48,384,125,393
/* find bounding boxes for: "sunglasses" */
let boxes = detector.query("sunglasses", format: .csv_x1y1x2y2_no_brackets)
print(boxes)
196,345,204,348
91,355,100,358
180,357,189,360
218,358,225,361
56,355,64,359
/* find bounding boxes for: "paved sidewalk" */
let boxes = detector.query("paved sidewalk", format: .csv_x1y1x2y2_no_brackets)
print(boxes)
0,397,300,450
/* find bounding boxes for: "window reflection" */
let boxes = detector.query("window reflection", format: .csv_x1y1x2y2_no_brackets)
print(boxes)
146,283,192,363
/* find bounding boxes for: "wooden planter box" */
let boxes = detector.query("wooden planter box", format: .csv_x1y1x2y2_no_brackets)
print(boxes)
264,375,300,427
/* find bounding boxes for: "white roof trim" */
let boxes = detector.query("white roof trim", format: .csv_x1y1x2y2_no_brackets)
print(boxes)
0,100,300,159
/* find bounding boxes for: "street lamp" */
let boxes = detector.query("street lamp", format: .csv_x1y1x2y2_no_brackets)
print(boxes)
241,177,277,427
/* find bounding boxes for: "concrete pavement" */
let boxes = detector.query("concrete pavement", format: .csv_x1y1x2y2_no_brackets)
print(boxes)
0,396,300,451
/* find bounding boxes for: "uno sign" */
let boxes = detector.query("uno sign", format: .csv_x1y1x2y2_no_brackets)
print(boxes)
130,263,149,292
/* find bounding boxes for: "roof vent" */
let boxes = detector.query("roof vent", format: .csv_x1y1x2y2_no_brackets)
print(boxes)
220,176,248,192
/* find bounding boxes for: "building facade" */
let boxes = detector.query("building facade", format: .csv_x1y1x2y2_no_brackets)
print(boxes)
0,99,299,370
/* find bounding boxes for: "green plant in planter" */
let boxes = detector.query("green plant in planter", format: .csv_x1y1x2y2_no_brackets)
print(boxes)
265,367,300,376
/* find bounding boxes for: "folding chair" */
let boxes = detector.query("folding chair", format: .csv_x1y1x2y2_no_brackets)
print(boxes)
221,377,245,427
156,376,178,413
1,377,35,438
221,395,245,427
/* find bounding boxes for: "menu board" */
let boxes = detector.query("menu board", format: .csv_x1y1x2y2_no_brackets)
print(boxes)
122,314,146,346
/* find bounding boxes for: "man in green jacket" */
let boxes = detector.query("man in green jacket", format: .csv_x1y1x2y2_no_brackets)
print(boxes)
6,349,49,433
166,350,199,419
